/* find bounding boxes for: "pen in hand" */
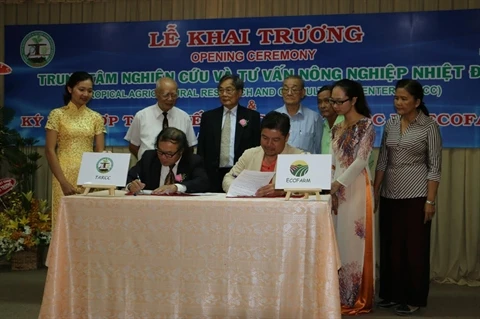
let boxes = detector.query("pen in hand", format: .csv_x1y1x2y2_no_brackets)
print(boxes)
133,174,143,196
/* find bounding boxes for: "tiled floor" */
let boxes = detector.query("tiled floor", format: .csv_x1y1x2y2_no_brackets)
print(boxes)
0,266,479,319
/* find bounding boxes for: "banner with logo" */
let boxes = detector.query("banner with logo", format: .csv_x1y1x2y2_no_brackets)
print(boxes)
3,9,480,148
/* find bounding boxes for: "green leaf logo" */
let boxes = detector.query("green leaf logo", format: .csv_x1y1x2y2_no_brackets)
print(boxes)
289,160,309,177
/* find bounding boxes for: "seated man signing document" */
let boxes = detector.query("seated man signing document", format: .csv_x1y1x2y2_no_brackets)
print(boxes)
126,127,209,194
222,111,304,196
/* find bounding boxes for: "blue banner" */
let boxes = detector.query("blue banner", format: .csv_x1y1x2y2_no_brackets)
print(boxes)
4,9,480,147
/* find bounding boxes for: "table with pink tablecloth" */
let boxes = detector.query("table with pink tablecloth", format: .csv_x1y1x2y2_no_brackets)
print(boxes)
39,192,341,319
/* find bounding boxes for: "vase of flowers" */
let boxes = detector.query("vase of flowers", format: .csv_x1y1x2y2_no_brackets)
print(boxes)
0,190,51,270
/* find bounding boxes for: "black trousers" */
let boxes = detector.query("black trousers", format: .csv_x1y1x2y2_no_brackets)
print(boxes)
379,196,431,307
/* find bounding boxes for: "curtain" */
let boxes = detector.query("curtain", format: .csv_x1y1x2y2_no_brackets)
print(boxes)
430,149,480,286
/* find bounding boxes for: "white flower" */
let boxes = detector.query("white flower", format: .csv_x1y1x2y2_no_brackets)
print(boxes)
37,232,52,244
24,225,31,235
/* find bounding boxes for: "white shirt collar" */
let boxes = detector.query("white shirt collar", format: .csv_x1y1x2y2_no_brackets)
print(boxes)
154,105,175,119
223,105,238,115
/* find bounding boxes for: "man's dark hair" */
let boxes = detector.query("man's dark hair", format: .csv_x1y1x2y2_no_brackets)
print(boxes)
317,84,333,95
260,111,290,137
155,127,192,157
218,74,244,91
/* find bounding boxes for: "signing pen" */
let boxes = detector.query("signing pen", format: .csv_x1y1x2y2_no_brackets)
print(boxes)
133,174,141,196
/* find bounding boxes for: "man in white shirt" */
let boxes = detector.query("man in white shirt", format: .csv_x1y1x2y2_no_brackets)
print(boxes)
275,75,322,154
124,77,197,160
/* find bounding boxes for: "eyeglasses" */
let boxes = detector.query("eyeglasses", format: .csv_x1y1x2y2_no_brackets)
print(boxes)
318,98,331,104
217,88,237,95
160,93,178,99
281,87,302,95
329,98,351,106
155,148,180,158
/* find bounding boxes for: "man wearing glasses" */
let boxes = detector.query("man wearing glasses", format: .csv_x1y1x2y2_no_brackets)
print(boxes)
317,85,345,154
197,74,261,192
124,77,197,161
126,127,209,194
275,75,322,154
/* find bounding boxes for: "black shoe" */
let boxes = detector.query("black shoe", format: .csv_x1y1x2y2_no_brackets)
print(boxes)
395,304,420,316
377,299,398,308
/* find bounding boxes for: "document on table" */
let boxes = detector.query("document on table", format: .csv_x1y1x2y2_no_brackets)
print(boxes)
226,170,275,197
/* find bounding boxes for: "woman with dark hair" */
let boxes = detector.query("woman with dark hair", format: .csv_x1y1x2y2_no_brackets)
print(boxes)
374,79,442,316
45,71,105,226
329,79,375,315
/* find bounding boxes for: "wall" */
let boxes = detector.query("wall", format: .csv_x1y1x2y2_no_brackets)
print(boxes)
1,0,479,284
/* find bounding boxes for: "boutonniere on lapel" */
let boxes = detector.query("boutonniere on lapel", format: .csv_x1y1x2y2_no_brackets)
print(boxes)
239,119,248,127
175,174,187,182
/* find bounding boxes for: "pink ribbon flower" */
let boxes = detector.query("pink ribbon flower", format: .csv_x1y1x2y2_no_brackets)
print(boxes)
175,174,185,182
239,119,248,127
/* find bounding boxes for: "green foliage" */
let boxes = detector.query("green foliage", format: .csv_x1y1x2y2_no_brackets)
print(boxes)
0,106,42,193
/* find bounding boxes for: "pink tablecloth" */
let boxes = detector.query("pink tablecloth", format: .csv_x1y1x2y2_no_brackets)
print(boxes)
39,192,341,319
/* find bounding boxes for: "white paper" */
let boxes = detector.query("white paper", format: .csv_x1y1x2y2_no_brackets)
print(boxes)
226,170,275,197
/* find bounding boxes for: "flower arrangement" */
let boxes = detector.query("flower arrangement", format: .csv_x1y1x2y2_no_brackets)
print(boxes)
0,191,51,260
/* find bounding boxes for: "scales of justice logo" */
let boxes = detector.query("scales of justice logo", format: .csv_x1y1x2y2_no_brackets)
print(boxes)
20,31,55,68
96,157,114,174
290,160,309,177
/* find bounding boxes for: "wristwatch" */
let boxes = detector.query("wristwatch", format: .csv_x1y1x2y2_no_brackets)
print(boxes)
426,200,435,206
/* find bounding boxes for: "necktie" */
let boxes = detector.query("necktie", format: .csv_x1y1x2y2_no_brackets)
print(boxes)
164,164,175,185
219,110,231,167
162,111,169,130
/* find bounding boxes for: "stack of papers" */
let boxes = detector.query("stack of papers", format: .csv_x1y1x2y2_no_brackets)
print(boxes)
226,170,275,197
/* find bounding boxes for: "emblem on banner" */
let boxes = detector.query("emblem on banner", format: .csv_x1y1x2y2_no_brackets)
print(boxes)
20,31,55,68
96,157,114,174
290,160,309,177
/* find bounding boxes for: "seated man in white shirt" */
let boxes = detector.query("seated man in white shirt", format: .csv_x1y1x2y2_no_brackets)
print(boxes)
126,127,209,194
124,77,197,160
